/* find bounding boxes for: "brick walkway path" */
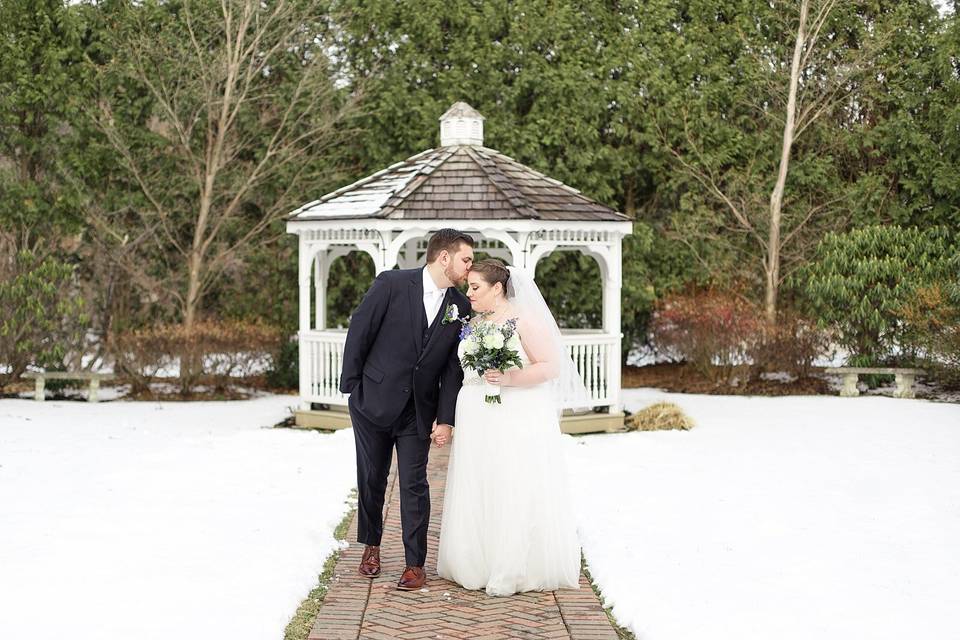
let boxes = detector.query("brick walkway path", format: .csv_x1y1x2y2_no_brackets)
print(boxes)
308,445,619,640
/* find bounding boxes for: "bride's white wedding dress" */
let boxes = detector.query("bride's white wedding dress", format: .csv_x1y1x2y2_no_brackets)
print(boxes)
436,326,581,596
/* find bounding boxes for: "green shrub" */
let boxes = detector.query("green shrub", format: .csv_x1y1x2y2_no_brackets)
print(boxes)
796,225,956,365
266,337,299,390
0,251,86,390
899,282,960,389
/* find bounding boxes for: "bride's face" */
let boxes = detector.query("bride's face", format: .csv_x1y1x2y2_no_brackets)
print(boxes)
466,272,504,312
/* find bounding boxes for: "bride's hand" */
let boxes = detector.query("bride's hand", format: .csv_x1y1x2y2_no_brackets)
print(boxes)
483,369,511,386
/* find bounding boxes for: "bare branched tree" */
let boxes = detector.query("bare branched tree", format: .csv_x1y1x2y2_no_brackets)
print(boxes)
662,0,895,324
90,0,358,329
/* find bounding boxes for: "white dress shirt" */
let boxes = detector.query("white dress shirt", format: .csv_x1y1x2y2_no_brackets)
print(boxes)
422,267,448,327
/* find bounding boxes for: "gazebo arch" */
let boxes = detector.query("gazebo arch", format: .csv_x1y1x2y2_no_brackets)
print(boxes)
286,102,632,432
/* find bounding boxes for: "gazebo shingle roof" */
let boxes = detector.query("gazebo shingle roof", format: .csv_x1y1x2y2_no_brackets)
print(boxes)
290,145,628,222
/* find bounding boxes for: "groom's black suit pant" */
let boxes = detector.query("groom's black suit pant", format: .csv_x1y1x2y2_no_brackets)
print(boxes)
350,394,432,567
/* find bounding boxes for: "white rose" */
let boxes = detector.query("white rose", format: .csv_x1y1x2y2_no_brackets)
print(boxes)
506,334,521,351
482,332,505,350
464,336,480,354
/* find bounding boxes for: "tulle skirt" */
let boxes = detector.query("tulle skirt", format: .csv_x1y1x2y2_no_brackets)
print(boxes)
436,380,581,596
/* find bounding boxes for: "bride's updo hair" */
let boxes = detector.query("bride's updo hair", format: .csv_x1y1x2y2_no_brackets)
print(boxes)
470,259,510,295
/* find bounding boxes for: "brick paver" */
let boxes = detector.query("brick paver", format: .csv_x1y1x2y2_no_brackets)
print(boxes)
309,445,619,640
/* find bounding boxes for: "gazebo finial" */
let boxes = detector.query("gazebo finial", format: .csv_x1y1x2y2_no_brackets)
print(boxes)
439,101,484,146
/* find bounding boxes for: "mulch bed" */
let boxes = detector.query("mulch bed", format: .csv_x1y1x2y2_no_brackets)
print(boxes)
622,363,832,396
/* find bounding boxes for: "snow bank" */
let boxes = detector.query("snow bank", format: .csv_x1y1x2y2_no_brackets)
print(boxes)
568,389,960,640
0,395,356,640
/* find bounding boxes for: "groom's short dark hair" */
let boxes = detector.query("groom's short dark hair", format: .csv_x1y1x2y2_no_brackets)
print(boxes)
425,228,474,263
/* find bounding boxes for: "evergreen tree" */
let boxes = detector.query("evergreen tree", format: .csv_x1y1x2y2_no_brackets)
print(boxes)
0,0,88,254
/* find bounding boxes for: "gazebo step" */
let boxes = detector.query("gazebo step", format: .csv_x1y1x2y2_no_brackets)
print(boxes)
560,411,626,434
294,407,352,430
293,407,625,434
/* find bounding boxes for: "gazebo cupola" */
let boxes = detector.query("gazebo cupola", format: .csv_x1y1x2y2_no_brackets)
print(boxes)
440,101,484,146
286,102,632,433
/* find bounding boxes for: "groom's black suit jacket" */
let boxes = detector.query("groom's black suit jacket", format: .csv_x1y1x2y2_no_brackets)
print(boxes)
339,268,470,440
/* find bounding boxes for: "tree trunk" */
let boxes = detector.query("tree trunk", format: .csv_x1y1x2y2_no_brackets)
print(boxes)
183,169,218,330
184,252,202,329
766,0,810,325
180,166,219,392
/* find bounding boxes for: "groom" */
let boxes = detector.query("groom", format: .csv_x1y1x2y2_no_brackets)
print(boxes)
339,228,474,590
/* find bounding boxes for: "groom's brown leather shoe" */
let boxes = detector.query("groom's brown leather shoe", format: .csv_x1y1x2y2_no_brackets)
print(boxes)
396,566,426,590
358,545,381,577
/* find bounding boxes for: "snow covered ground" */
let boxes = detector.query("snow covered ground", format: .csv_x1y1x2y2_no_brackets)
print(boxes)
3,390,958,640
0,395,356,640
567,389,960,640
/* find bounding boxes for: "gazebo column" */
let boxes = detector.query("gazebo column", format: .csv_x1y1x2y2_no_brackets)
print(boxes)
298,241,314,333
313,251,328,330
297,238,316,410
600,240,623,414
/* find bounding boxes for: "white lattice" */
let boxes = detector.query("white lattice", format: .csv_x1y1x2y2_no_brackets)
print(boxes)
302,228,381,243
532,229,611,243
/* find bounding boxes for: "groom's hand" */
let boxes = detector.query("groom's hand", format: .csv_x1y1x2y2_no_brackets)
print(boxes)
432,423,453,448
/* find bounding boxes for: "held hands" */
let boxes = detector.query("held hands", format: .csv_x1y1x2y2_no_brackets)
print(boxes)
483,369,512,386
431,421,453,448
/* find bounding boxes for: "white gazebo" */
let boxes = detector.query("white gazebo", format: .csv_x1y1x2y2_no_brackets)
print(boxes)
286,102,632,433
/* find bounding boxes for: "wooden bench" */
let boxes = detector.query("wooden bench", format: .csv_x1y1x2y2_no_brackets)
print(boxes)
21,371,116,402
824,367,926,399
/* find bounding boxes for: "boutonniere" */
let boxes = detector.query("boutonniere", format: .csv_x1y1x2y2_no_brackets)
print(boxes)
440,303,461,325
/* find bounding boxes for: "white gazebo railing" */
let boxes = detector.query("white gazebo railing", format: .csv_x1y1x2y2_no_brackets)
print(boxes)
299,328,620,410
562,330,619,408
299,329,348,405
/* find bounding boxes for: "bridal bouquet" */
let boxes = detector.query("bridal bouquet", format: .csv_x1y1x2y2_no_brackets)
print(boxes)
458,317,524,404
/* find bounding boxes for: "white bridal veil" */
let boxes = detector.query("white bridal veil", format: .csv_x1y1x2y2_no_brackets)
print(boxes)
505,267,592,414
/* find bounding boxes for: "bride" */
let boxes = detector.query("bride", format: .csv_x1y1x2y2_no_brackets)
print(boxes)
436,259,587,596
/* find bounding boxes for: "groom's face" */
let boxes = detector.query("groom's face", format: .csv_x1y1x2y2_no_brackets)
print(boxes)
443,242,474,287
